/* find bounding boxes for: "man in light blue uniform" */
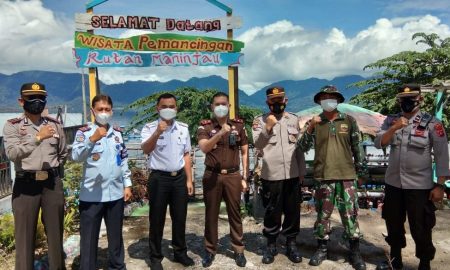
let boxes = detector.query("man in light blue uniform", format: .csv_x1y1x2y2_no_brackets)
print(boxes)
72,94,132,270
141,93,194,270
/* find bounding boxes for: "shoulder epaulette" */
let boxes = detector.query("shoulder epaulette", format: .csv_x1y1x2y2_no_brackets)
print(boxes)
178,121,188,127
44,116,61,124
200,119,212,125
7,117,23,124
78,125,91,132
231,118,244,123
113,125,123,132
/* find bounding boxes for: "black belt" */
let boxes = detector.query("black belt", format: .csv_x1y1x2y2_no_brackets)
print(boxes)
15,168,59,181
205,166,239,175
151,169,184,177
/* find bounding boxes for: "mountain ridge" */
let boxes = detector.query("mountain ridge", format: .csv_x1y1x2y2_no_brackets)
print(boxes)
0,71,367,113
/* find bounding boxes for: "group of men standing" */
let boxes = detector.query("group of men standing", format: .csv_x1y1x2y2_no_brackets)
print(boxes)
3,82,448,270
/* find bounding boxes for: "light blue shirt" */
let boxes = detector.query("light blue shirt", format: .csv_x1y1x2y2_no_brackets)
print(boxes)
71,124,132,202
141,119,191,172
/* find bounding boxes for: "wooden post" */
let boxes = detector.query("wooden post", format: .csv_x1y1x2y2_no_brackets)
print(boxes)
206,0,239,119
87,7,99,122
227,11,239,119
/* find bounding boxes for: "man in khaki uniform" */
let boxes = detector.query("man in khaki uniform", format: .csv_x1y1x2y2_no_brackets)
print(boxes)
252,86,306,264
197,92,249,268
3,82,67,270
375,84,450,270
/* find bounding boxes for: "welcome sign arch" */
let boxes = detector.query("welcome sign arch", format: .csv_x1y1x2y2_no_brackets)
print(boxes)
73,0,244,121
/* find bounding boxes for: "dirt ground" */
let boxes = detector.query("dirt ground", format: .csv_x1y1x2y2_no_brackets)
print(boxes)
64,201,450,270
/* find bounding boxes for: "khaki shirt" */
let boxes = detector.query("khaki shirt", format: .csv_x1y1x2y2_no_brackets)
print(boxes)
374,110,450,189
252,112,306,181
197,118,248,169
3,115,67,172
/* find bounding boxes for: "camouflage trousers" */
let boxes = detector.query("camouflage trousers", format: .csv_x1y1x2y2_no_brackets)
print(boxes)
313,180,362,240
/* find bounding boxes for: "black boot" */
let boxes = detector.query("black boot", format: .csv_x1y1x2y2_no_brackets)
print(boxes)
376,248,403,270
309,239,328,266
349,239,366,270
418,259,431,270
286,238,302,263
262,242,278,264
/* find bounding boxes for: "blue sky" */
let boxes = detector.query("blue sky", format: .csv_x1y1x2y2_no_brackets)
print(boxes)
1,0,450,92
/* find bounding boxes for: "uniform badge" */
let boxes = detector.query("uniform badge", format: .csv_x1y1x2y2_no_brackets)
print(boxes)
340,124,349,132
435,123,445,137
92,153,100,161
252,119,261,131
76,133,85,142
115,136,120,142
289,134,297,143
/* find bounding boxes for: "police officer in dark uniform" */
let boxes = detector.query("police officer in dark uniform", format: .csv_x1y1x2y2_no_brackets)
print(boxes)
375,84,450,270
3,82,67,270
197,92,249,268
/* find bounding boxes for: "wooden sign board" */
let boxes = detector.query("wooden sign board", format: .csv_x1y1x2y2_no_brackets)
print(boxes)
75,13,242,32
73,48,243,67
74,31,245,52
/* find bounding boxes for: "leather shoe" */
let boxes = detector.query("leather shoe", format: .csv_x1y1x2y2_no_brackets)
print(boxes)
201,252,215,267
286,241,302,263
234,252,247,267
150,261,163,270
174,253,195,266
262,244,278,264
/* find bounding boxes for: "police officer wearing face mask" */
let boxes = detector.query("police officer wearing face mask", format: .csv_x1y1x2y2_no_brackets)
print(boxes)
72,94,132,270
252,86,306,264
140,93,194,270
197,92,249,268
298,85,367,270
374,84,450,270
3,82,68,270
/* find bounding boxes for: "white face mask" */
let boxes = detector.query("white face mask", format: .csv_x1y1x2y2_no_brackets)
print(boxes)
159,108,177,120
95,112,112,125
214,105,229,118
320,99,338,112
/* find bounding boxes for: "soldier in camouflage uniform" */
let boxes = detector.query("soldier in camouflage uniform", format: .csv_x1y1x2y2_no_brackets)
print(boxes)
298,85,366,270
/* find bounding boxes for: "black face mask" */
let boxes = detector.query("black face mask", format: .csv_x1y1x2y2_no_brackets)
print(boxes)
23,99,46,115
269,102,286,114
400,98,419,113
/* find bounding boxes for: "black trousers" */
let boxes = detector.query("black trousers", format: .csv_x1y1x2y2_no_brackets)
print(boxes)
261,178,300,242
382,184,437,260
12,176,65,270
79,199,125,270
148,170,188,262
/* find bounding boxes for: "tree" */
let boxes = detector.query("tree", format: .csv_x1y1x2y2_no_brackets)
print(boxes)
350,32,450,125
122,87,262,144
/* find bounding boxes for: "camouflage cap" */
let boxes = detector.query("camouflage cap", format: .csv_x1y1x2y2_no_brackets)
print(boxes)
396,83,421,98
20,82,47,96
313,85,345,104
266,86,285,98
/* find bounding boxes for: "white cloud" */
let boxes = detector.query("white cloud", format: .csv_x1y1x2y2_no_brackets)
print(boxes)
236,15,450,91
386,0,450,13
0,0,74,73
1,1,450,94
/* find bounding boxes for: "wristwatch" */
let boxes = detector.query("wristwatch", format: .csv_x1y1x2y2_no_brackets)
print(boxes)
35,135,42,144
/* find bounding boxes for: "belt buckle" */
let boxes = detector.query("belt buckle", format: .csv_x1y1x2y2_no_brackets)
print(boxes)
35,171,48,181
170,171,177,177
220,169,228,174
